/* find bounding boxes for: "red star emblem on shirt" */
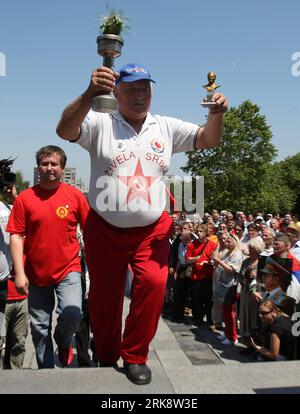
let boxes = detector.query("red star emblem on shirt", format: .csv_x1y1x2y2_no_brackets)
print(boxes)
118,159,156,205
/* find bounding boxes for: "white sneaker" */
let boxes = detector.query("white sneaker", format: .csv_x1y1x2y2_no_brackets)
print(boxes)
217,334,226,341
221,338,238,346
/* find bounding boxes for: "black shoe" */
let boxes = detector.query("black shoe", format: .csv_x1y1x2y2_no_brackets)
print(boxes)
123,363,152,385
239,347,255,355
99,361,118,368
171,315,186,323
78,362,92,368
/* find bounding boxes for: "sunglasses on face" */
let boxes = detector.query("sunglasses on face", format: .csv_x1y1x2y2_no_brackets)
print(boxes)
259,310,272,316
286,232,297,237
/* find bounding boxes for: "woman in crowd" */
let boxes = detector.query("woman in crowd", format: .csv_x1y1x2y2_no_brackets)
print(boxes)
234,220,245,241
186,225,217,328
211,230,229,331
173,232,193,321
239,237,265,341
207,223,218,245
250,299,296,361
218,223,228,232
213,235,243,345
240,223,262,256
234,220,249,257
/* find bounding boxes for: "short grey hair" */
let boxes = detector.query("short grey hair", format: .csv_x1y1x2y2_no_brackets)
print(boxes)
263,228,276,237
248,237,265,254
217,230,229,239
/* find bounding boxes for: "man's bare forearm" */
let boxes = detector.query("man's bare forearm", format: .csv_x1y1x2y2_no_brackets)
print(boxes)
56,66,118,141
196,113,224,149
203,112,224,147
10,234,29,295
10,234,25,276
56,90,94,142
195,92,228,149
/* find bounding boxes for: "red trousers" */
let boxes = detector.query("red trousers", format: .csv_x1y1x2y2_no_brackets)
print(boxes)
83,209,173,365
222,304,238,341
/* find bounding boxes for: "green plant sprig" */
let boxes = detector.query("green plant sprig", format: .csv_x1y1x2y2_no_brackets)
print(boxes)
99,10,129,35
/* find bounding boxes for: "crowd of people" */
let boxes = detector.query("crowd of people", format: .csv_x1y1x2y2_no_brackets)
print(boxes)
2,191,300,374
1,60,299,388
165,209,300,361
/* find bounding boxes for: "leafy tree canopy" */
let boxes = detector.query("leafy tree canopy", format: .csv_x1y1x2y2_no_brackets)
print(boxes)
15,170,30,194
183,100,296,214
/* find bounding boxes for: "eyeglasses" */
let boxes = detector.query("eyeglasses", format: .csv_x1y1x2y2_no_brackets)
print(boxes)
259,310,272,316
286,232,296,237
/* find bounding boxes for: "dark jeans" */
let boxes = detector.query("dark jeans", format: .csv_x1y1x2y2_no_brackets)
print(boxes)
191,279,213,325
0,280,8,336
173,277,189,318
75,298,91,367
75,267,91,368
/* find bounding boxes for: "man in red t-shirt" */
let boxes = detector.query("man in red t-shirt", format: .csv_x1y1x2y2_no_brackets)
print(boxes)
7,146,90,369
186,224,217,328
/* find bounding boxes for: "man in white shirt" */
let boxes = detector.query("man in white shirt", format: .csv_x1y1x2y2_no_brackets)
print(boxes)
56,63,228,385
265,213,273,228
261,228,275,257
0,184,17,363
287,223,300,262
260,264,286,306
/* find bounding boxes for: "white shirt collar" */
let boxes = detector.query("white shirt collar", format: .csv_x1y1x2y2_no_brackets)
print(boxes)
112,111,157,130
268,286,283,297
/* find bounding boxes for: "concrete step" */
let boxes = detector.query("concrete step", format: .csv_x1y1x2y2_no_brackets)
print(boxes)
2,298,300,394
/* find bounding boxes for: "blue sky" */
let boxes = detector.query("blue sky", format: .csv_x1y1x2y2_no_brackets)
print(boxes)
0,0,299,186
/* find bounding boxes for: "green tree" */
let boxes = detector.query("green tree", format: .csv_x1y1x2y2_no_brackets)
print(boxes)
15,170,30,194
272,153,300,214
257,165,296,214
183,100,280,213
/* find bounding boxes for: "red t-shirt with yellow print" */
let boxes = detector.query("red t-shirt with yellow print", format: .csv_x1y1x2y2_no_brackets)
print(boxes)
6,183,89,286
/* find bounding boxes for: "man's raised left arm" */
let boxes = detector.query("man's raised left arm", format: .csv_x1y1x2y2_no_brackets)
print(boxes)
195,93,228,149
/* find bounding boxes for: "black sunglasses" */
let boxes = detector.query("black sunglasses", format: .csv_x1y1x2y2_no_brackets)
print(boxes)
259,310,272,316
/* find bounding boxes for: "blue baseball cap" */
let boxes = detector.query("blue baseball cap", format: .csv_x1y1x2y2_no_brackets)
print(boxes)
116,63,156,85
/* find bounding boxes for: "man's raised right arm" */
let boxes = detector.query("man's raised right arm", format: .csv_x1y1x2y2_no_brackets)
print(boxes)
56,66,118,141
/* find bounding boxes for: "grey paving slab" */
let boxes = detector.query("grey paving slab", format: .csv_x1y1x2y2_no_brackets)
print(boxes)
164,361,300,394
0,359,175,394
2,297,300,395
1,297,175,394
163,315,254,365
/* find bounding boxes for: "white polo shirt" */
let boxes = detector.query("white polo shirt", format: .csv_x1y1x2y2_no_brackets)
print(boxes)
76,110,199,228
0,201,12,281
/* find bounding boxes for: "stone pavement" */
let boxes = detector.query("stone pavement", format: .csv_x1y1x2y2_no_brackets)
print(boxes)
1,297,300,394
